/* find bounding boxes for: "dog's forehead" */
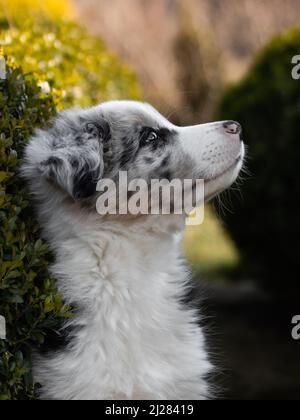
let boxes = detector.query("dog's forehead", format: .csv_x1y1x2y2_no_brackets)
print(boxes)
97,101,174,129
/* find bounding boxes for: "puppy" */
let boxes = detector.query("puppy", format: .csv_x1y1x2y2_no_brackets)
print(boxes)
22,101,244,400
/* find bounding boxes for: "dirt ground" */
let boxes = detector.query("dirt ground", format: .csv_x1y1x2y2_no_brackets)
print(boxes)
198,282,300,400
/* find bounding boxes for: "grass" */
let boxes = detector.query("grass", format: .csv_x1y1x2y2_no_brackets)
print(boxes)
184,205,240,281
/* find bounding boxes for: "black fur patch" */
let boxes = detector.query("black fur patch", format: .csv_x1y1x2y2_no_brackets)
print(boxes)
81,118,111,142
99,119,111,142
144,157,155,164
160,170,172,181
73,168,99,200
158,128,177,138
40,157,63,182
45,157,62,166
161,155,171,167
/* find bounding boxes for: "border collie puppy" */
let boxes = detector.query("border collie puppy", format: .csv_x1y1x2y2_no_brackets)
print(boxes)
22,101,244,400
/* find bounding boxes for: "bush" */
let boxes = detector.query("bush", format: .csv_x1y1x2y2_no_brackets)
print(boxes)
0,58,72,400
217,28,300,294
0,0,140,109
0,21,140,108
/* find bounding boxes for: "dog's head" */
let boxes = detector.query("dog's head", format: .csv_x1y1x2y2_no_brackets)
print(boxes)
23,101,244,217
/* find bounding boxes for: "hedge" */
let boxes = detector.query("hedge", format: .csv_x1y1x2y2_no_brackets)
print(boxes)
0,22,140,108
217,28,300,294
0,2,140,399
0,58,72,400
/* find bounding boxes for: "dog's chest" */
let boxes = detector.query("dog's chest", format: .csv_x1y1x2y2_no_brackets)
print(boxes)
35,230,209,399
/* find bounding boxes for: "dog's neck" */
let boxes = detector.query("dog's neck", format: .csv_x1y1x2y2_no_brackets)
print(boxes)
44,207,186,309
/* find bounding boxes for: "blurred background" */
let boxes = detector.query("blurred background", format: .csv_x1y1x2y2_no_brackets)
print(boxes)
1,0,300,400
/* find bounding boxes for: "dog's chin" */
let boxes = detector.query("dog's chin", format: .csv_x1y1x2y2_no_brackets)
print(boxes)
204,157,244,202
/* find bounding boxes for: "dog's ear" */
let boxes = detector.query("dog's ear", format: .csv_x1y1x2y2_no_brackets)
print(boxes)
39,124,105,200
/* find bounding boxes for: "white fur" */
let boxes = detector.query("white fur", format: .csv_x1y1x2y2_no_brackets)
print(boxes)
34,213,212,400
23,101,244,400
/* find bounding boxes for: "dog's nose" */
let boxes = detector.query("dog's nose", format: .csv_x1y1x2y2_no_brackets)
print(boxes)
223,121,242,136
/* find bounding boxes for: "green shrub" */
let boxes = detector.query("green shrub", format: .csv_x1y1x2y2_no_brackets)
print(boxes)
217,28,300,294
0,21,140,108
0,58,72,400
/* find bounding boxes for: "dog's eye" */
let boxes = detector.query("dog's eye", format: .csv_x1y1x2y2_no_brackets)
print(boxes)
141,130,159,146
147,131,158,142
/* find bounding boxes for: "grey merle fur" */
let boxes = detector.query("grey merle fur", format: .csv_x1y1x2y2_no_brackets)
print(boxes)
34,105,189,205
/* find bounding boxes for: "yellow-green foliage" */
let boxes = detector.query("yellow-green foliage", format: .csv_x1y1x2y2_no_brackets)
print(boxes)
0,0,140,108
0,0,75,26
0,22,140,108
